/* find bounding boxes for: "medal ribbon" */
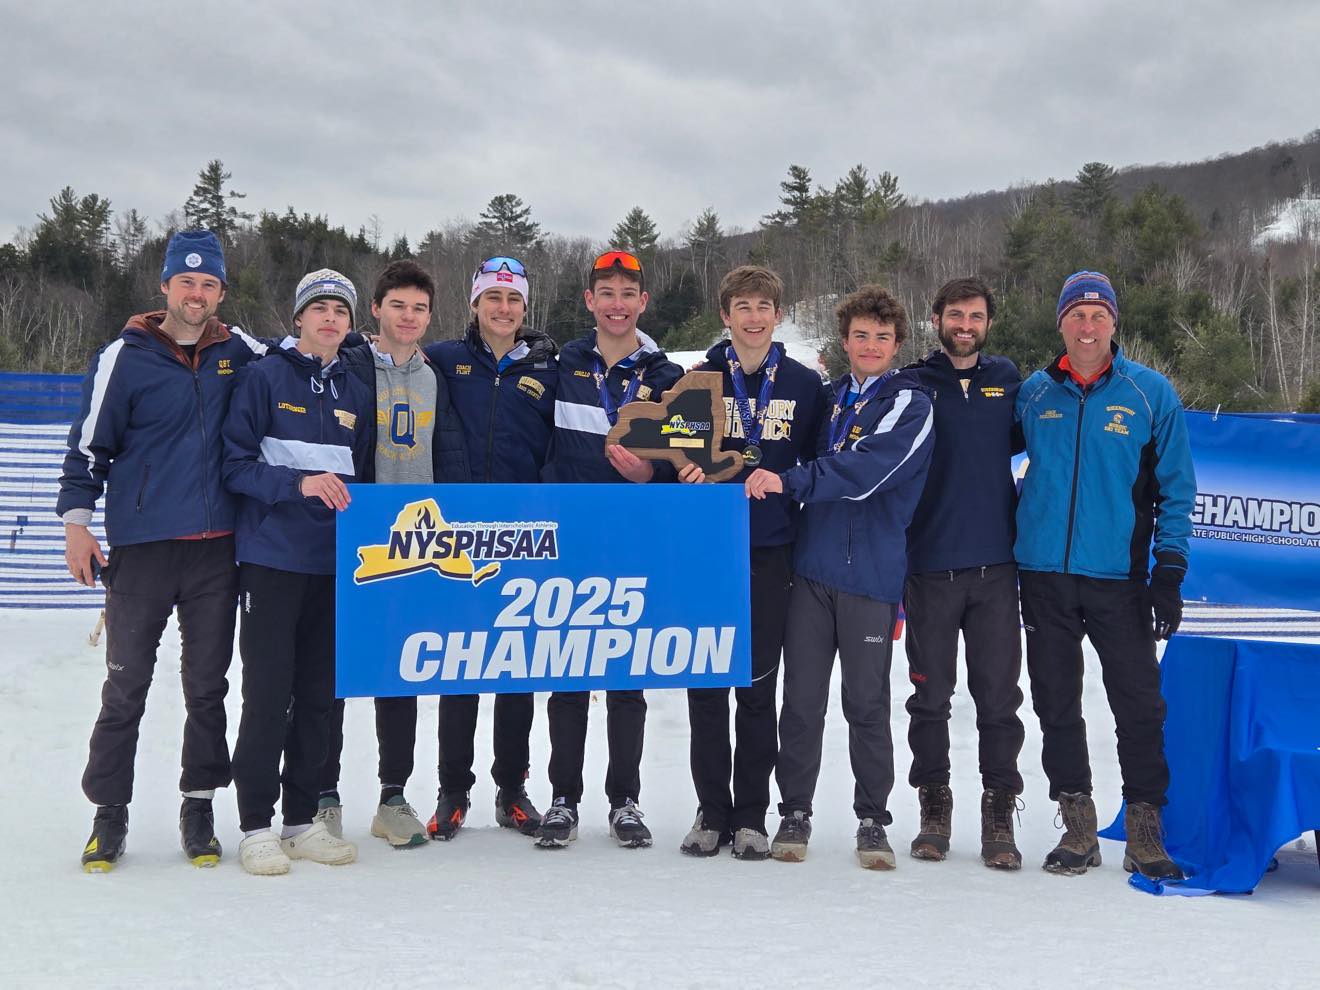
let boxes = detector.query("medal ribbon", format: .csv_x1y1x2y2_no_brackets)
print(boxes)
828,371,895,452
592,354,645,426
726,345,781,450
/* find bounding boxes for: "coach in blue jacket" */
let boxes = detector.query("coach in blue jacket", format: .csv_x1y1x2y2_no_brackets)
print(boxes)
900,277,1026,870
746,285,934,870
1015,270,1194,881
58,231,271,872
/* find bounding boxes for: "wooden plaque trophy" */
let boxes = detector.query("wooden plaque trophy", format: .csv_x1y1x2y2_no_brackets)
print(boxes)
604,371,744,482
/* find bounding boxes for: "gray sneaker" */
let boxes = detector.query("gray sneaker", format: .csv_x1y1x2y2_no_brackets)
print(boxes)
370,795,428,849
857,818,897,870
731,827,770,861
314,797,343,840
680,811,722,857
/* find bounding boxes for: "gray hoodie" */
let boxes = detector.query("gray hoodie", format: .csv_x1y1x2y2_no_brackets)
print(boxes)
371,344,437,485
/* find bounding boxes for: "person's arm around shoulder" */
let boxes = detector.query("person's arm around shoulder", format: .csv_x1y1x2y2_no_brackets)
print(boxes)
754,387,934,503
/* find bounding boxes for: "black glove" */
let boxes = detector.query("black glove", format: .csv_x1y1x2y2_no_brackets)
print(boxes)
1148,560,1185,640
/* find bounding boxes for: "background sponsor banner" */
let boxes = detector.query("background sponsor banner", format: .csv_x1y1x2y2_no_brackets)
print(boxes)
336,484,751,697
1183,411,1320,610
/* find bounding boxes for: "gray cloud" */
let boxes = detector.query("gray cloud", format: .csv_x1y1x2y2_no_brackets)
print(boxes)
2,0,1318,248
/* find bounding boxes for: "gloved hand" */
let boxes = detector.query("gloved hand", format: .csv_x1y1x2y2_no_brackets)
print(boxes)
1148,562,1185,640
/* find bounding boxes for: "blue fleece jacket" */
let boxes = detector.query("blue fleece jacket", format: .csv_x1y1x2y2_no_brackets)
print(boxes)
900,350,1022,573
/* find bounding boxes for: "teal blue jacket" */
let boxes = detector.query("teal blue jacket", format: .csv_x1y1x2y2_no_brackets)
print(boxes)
1014,346,1195,581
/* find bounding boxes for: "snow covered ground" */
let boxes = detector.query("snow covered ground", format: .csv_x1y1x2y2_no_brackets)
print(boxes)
2,609,1317,989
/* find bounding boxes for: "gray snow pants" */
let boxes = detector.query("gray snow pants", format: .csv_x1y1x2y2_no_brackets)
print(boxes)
775,576,898,824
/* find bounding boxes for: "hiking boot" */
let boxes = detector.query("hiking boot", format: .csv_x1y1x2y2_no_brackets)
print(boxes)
1123,802,1185,881
608,801,653,849
314,796,343,840
771,811,811,862
857,818,897,870
427,791,470,841
281,821,357,865
239,829,290,876
910,783,953,861
1043,792,1101,875
980,789,1023,870
81,805,128,873
495,786,542,837
679,810,724,857
179,797,222,867
731,827,770,861
535,798,579,849
371,795,428,849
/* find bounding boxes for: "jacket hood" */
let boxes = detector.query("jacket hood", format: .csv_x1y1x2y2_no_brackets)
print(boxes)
463,323,559,364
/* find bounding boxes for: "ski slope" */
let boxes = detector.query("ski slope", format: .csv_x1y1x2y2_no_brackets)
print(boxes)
2,609,1317,989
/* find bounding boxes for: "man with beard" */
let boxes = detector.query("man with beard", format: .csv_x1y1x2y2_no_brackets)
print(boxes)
900,277,1027,870
59,231,272,871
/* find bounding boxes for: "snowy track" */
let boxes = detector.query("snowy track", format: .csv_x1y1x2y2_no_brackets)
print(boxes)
2,610,1317,988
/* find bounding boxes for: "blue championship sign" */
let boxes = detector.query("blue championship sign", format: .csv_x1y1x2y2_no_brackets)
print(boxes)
335,484,752,697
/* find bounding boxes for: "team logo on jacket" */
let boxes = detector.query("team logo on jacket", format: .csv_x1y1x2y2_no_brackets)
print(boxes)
980,386,1005,399
1104,412,1130,437
517,376,545,400
335,410,357,430
455,364,472,375
637,385,653,400
217,359,233,377
354,499,558,587
1039,409,1063,420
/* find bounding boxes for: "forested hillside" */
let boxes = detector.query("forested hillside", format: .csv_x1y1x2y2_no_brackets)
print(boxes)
4,134,1319,412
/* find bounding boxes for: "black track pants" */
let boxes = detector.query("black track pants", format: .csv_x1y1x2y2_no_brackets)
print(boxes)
82,537,237,806
904,563,1025,793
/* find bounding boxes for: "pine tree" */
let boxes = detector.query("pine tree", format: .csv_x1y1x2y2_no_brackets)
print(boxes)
114,209,149,268
610,206,660,265
1070,162,1117,221
28,186,114,285
834,165,904,225
476,193,542,249
183,159,253,240
763,164,817,227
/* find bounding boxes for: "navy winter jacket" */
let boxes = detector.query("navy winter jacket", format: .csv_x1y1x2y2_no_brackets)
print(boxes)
543,330,683,484
338,342,472,483
693,340,830,547
782,371,935,602
1014,345,1195,581
900,351,1022,573
57,312,271,546
425,326,557,483
222,342,375,575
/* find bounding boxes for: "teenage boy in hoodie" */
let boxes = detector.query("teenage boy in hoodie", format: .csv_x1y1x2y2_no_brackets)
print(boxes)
675,265,829,860
900,277,1027,870
747,285,934,870
314,260,471,849
59,230,273,872
422,256,557,841
223,269,375,876
535,250,683,850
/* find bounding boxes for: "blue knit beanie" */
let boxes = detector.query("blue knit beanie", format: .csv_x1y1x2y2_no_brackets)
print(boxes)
161,230,227,285
294,269,358,328
1056,270,1118,326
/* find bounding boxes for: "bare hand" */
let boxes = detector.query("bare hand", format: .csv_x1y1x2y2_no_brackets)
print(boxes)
301,472,351,511
605,444,655,484
677,462,706,484
65,523,108,587
744,468,784,500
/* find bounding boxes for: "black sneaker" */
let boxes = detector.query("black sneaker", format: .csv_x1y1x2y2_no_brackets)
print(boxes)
856,818,896,870
179,797,222,867
495,786,542,836
535,798,579,849
82,805,128,873
427,790,470,841
771,810,811,862
608,800,653,849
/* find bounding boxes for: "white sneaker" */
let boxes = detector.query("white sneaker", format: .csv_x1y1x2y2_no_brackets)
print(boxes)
371,796,428,848
239,830,291,876
281,820,357,865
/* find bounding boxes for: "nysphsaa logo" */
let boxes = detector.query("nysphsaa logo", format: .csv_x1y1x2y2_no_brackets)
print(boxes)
354,499,558,587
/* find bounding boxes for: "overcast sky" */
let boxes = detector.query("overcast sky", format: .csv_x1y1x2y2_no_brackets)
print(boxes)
2,1,1318,248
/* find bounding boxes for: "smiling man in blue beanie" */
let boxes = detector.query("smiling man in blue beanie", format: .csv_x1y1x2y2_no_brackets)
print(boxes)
59,230,273,872
1015,270,1195,881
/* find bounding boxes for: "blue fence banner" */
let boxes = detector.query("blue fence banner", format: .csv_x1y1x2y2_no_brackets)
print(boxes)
1183,411,1320,610
335,483,752,698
